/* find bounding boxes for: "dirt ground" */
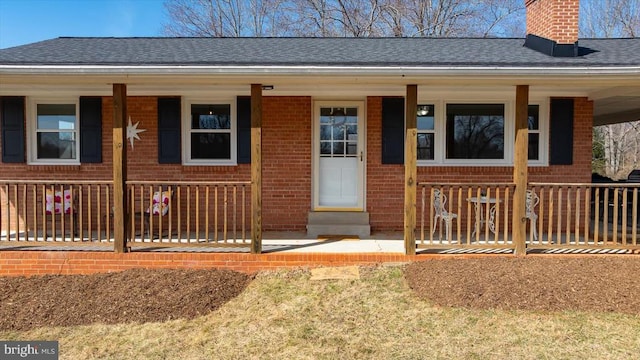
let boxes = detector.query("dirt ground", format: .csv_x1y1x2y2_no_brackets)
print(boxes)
0,256,638,332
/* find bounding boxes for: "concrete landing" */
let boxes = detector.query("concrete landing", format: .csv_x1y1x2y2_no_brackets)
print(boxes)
306,211,371,237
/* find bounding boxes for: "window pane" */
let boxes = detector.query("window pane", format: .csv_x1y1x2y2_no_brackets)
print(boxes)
417,105,435,130
333,142,344,155
37,132,76,159
528,134,540,160
346,142,357,155
320,141,332,155
417,116,434,130
320,125,331,141
37,104,76,130
191,104,231,129
417,133,434,160
446,104,504,159
320,107,332,123
332,124,345,140
346,125,357,139
190,133,231,159
528,105,539,130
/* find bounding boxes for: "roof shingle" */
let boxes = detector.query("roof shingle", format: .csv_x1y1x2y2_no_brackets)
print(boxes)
0,37,638,67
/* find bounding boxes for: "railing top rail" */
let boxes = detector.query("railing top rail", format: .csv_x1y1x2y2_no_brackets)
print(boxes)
530,182,640,188
418,182,515,186
126,180,251,186
0,180,113,185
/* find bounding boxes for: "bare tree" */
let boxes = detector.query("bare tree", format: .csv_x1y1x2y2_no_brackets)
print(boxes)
580,0,640,37
582,0,640,178
284,0,339,36
473,0,525,37
333,0,385,37
163,0,524,37
164,0,289,36
596,121,640,178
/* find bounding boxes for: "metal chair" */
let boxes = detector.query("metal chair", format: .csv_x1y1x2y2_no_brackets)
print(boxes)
526,190,540,240
432,189,458,240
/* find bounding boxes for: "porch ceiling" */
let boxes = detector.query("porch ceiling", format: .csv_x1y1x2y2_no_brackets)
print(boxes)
591,87,640,126
1,72,638,127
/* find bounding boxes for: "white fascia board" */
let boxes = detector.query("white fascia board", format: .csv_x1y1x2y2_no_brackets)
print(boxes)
1,64,640,77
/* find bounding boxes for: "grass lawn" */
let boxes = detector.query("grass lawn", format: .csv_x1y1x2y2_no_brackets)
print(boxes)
1,265,639,359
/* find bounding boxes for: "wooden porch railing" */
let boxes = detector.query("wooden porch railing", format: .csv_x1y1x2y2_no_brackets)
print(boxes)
0,180,115,245
0,180,252,250
528,183,638,250
418,182,639,252
418,183,516,249
126,181,251,248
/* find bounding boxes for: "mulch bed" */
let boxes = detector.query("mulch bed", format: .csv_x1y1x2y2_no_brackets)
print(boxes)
0,268,252,331
405,256,640,314
2,257,638,332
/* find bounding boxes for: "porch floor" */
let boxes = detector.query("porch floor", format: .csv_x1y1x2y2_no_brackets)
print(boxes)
0,231,634,254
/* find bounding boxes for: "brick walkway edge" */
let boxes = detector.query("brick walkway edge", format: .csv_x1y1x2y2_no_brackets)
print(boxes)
3,251,635,276
0,251,516,276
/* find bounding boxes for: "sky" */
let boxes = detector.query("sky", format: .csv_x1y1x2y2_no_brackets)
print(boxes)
0,0,168,49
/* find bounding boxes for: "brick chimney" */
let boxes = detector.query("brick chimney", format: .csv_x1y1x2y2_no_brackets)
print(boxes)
524,0,580,57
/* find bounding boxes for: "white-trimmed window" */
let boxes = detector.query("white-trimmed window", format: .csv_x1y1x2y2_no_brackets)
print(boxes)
183,99,236,165
415,99,547,166
29,99,79,164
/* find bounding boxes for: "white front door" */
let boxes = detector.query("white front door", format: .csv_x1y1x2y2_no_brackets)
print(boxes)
314,101,365,210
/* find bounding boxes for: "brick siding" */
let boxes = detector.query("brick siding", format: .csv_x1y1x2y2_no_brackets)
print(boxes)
1,95,594,233
526,0,580,44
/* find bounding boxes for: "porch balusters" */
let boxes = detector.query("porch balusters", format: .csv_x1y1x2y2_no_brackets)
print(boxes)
417,183,515,249
125,181,251,248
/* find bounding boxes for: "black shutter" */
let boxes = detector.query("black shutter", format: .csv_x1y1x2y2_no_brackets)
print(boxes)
158,97,182,164
237,96,251,164
1,97,25,163
382,97,405,164
549,98,574,165
80,97,102,163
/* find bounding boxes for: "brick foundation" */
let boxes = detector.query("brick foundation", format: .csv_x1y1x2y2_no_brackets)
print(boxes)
0,251,420,276
0,251,635,277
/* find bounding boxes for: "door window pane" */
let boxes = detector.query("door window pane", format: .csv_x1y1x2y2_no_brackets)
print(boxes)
319,106,358,158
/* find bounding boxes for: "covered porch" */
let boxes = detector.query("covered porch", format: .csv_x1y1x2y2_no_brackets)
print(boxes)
0,84,640,255
1,81,639,255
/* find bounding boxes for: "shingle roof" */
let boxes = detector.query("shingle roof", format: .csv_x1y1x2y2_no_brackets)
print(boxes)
0,37,638,67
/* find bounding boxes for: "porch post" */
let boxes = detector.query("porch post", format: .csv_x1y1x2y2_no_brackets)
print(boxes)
112,84,128,253
513,85,529,256
404,85,418,255
250,84,263,254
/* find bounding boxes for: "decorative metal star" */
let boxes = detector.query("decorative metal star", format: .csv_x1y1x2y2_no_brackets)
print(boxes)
126,116,146,149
